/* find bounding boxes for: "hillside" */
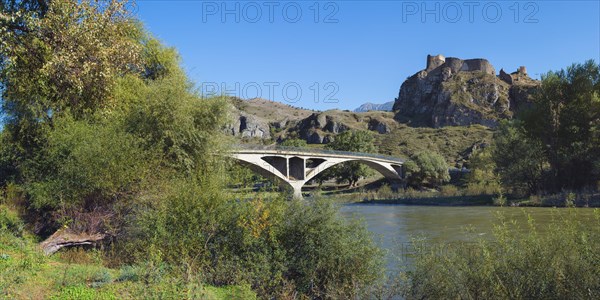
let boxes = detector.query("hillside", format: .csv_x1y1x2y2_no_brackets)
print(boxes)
226,55,540,167
226,99,492,167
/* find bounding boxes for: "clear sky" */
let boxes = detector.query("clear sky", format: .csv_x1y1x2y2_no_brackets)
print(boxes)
134,0,600,111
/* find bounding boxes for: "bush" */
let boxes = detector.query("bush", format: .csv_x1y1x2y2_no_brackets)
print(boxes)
0,205,24,237
278,199,385,298
127,189,385,298
439,185,461,197
405,151,450,188
117,266,140,282
398,209,600,299
377,184,395,199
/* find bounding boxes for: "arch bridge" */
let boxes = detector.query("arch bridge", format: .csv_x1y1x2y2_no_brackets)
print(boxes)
229,145,406,198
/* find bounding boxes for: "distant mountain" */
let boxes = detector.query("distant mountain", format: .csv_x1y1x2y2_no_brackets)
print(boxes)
353,101,395,112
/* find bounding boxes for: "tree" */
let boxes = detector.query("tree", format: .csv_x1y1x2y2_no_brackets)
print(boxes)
404,151,450,188
323,130,377,187
519,60,600,191
492,120,546,195
464,147,502,195
0,0,230,237
1,0,144,186
280,138,307,147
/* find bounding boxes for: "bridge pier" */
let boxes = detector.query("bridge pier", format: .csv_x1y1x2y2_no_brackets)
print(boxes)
288,181,305,198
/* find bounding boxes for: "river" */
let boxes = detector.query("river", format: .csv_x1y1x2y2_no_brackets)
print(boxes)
339,203,598,270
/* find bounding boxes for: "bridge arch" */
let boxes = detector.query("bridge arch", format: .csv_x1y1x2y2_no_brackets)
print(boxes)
303,158,403,184
229,150,405,198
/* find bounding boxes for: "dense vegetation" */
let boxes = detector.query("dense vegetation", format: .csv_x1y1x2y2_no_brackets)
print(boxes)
0,1,384,298
467,61,600,199
321,130,378,187
397,209,600,299
1,1,599,299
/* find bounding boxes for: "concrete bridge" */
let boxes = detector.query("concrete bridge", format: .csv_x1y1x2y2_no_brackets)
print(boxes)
229,145,405,198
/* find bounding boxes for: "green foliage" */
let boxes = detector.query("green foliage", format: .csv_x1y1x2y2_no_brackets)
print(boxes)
324,130,377,186
27,115,148,210
492,120,546,195
377,183,395,199
404,151,450,188
490,60,600,195
204,284,257,300
117,74,230,174
0,204,24,236
464,146,502,195
399,209,600,299
1,0,142,119
439,185,460,197
50,285,117,300
327,129,377,153
0,130,18,187
128,190,384,298
280,138,308,147
277,198,385,298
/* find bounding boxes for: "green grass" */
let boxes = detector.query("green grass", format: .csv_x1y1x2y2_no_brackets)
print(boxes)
374,124,493,167
0,205,257,300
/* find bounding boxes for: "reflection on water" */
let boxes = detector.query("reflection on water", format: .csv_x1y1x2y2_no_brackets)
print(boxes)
339,204,597,270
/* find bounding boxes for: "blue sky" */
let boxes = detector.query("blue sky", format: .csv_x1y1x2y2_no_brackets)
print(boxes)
135,1,600,110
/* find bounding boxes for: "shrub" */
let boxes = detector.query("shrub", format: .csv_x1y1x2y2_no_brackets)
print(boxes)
405,151,450,188
127,189,385,298
439,185,461,197
377,184,395,199
278,199,385,298
398,209,600,299
117,265,140,282
0,205,24,237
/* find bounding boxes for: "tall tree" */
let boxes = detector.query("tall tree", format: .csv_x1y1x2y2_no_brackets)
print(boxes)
521,60,600,190
492,120,546,195
324,130,377,187
1,0,142,183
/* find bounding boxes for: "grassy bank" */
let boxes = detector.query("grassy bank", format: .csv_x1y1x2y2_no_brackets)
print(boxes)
360,195,494,206
0,205,256,300
310,181,600,208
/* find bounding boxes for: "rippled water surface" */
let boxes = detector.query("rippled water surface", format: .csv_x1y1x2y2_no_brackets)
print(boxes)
339,204,598,269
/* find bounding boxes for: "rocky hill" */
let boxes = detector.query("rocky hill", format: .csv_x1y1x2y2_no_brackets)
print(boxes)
224,98,493,168
225,55,541,167
393,54,540,127
354,101,395,112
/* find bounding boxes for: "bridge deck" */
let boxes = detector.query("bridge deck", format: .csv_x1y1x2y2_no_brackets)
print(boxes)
232,144,405,164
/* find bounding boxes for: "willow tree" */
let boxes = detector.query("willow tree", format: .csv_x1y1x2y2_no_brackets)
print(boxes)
0,0,231,238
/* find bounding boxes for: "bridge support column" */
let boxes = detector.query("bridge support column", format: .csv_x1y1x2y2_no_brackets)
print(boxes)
289,181,305,199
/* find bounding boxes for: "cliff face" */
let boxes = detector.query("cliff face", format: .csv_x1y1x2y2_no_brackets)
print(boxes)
393,55,539,127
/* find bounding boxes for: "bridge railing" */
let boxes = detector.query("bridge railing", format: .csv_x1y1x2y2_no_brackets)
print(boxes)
232,144,405,163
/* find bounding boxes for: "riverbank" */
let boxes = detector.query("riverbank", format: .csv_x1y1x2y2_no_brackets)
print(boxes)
356,192,600,207
313,185,600,208
359,195,494,206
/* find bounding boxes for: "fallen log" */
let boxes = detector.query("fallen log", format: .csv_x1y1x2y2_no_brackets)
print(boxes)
39,228,106,255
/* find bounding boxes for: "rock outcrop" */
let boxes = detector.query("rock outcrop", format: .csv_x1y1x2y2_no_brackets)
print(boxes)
393,54,539,128
368,118,391,134
294,113,349,144
226,110,271,139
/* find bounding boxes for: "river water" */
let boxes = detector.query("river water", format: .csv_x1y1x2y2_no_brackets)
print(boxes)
339,203,598,270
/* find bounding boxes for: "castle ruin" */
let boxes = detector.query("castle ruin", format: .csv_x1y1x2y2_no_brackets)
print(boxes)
425,54,496,76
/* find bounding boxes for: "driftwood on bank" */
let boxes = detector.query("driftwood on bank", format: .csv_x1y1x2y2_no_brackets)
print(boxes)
39,228,105,255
